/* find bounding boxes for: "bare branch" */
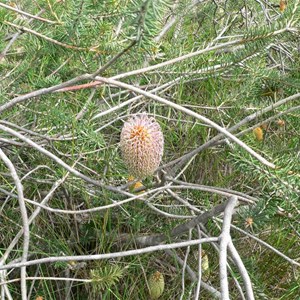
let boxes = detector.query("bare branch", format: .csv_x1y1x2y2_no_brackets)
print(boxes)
0,149,30,300
228,242,255,300
0,74,91,114
0,237,218,271
219,196,238,300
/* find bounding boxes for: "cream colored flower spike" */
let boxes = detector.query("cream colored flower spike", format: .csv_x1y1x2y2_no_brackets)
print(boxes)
120,113,164,179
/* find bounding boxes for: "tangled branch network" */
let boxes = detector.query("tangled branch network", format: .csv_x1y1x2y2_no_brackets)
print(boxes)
1,1,300,299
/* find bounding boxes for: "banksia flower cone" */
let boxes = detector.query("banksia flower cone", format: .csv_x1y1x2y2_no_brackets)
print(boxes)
120,113,164,179
148,271,165,300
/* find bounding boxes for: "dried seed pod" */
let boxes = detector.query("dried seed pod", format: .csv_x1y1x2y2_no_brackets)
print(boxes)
261,123,268,130
148,271,165,300
253,127,264,141
280,0,287,12
277,119,285,127
245,217,254,228
120,113,164,179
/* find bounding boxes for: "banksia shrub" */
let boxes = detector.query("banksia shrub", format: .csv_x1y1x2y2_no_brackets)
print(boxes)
120,113,164,179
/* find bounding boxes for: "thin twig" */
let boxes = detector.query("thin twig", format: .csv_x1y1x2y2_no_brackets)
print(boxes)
194,225,202,299
0,74,92,114
124,198,232,247
169,178,257,203
1,178,252,215
0,10,45,61
4,21,98,52
112,27,289,80
75,89,97,120
180,229,192,300
0,3,58,24
56,26,291,92
0,276,92,285
91,76,185,121
93,40,137,76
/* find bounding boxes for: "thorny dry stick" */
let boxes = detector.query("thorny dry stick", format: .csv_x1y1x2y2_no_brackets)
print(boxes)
219,196,238,300
0,149,30,300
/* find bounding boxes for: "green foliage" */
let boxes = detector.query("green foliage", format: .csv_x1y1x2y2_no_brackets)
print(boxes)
90,264,124,292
